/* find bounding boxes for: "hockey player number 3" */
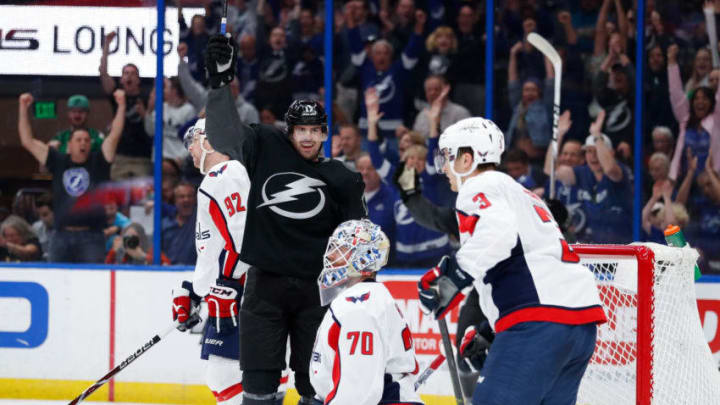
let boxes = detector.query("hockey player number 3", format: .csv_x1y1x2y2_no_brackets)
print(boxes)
347,331,373,355
224,192,246,217
533,204,580,263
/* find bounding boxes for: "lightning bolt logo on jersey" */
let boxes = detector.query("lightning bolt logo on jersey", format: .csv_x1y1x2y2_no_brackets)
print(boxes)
258,172,327,220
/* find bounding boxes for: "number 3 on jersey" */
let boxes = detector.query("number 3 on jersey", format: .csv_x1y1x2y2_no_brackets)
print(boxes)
224,192,246,217
533,204,580,263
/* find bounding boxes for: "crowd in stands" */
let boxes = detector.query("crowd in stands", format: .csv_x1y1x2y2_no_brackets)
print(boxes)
4,0,720,274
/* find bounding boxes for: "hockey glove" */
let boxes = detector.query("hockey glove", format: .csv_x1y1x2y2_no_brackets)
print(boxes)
205,278,244,334
205,34,238,89
393,161,422,202
418,255,474,319
459,320,494,373
172,280,202,332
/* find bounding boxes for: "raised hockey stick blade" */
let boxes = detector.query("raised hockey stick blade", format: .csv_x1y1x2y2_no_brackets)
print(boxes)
527,32,562,199
438,318,465,405
67,315,198,405
414,353,446,391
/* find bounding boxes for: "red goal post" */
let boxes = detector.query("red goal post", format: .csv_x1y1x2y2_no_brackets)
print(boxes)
573,243,720,405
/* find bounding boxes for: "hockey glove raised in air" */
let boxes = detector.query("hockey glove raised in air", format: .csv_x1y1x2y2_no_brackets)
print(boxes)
172,280,202,332
393,161,422,203
204,34,238,89
459,320,494,373
418,255,474,319
205,278,244,334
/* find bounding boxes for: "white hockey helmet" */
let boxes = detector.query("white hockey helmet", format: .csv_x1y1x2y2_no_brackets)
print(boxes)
318,219,390,306
183,118,214,174
436,117,505,186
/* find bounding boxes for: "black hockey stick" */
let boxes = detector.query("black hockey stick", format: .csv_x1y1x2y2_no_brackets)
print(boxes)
67,314,199,405
220,0,228,35
438,318,465,405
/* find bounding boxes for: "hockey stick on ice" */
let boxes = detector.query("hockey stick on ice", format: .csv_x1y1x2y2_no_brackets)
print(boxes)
67,314,199,405
414,353,446,391
527,32,562,199
438,318,465,405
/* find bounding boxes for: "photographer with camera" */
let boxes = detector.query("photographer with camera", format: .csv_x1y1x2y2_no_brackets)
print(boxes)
105,223,170,265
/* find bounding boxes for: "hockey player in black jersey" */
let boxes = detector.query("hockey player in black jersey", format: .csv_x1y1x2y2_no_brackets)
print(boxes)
204,34,367,405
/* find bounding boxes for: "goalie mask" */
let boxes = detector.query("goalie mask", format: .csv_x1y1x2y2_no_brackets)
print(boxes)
318,219,390,306
435,117,505,189
183,118,214,175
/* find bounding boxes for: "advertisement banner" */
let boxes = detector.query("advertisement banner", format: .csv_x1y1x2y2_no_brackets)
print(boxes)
0,5,202,77
1,267,719,403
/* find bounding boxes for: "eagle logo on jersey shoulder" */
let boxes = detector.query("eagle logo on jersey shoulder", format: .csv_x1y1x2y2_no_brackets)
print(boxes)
208,164,228,177
346,292,370,303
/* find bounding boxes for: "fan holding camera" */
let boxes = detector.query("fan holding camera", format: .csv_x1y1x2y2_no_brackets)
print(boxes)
105,223,170,265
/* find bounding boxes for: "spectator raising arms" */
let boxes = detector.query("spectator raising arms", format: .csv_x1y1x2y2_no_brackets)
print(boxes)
18,90,125,263
0,215,41,262
555,110,633,243
49,95,105,154
99,31,152,180
667,44,720,182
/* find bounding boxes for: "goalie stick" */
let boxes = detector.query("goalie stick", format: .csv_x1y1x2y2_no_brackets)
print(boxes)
527,32,562,199
67,314,199,405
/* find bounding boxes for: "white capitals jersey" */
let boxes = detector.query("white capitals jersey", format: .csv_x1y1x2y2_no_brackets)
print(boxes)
454,171,606,333
194,160,252,296
310,282,423,405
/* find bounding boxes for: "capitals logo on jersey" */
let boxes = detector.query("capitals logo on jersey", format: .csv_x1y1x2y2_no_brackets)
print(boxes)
209,164,228,177
345,292,371,303
258,172,327,220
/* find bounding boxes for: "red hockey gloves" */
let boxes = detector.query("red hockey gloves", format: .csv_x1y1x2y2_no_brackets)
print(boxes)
459,320,494,373
205,278,244,334
418,255,474,319
205,34,238,89
172,280,202,331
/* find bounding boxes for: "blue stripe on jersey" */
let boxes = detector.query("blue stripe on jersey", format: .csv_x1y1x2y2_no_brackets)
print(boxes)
484,236,540,319
218,249,227,280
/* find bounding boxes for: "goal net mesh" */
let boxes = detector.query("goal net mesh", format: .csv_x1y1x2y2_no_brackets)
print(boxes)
575,243,720,405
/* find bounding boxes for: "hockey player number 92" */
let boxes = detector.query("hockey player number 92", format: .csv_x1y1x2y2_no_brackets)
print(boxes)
224,192,246,217
347,331,374,355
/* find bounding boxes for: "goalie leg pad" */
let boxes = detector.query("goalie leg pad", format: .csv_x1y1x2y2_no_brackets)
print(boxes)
207,355,243,405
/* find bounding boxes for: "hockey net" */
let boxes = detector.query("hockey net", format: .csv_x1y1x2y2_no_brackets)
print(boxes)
574,243,720,405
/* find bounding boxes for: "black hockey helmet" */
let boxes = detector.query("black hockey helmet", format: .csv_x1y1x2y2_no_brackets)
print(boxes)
285,99,328,133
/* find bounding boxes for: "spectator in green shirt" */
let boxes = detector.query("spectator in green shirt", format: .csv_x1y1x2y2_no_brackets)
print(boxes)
49,94,105,153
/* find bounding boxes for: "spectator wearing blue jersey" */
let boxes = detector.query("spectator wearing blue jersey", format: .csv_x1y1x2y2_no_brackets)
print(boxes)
349,9,426,149
236,34,259,104
103,198,130,252
503,148,547,191
364,87,424,183
678,152,720,273
161,181,197,265
356,153,397,255
542,110,586,240
556,111,633,243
